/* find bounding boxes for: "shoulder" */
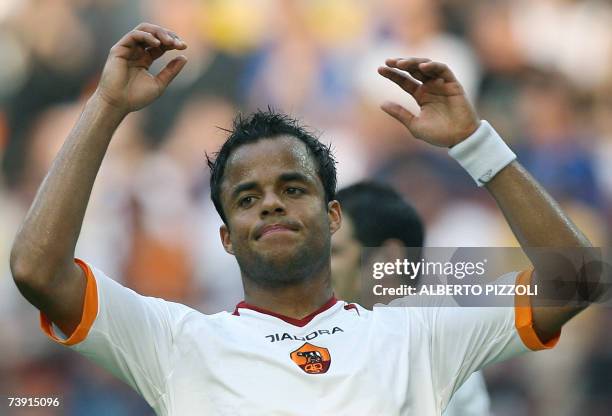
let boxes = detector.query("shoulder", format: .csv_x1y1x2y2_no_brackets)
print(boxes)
171,308,239,337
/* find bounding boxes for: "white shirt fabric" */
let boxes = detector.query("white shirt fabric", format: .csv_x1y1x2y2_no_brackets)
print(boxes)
443,372,490,416
40,260,556,415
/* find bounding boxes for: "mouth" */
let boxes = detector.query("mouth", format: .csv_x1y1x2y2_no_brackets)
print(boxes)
256,223,299,240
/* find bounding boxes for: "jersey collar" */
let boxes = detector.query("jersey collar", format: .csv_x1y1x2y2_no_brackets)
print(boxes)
232,296,338,327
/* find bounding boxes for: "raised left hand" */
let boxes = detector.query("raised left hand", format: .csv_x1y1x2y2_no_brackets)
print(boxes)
379,58,480,147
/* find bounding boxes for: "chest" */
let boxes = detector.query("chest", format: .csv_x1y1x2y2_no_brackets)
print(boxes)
165,315,436,415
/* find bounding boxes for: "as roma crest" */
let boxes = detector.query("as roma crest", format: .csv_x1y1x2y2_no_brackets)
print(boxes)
290,343,331,374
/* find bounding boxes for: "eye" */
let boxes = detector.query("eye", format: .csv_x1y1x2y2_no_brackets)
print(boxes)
286,187,305,196
238,196,256,208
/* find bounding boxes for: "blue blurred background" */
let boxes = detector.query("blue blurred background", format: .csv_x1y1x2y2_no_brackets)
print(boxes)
0,0,611,415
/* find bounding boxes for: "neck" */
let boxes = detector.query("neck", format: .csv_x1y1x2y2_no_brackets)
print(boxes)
242,269,334,319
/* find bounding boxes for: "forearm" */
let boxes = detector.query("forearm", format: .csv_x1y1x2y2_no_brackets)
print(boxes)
11,94,126,282
486,161,594,339
10,24,186,334
378,56,597,340
485,161,590,248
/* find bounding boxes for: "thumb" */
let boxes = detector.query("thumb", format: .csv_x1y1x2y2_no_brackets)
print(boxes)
155,55,187,90
381,101,415,129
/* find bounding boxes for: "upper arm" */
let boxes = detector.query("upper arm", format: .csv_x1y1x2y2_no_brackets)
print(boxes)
529,268,586,343
38,260,192,409
14,260,86,336
531,305,576,344
423,271,559,407
428,303,524,402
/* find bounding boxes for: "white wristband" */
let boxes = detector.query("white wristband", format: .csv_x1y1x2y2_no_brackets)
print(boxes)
448,120,516,186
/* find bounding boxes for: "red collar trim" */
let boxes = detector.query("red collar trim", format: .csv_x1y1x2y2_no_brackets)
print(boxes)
232,296,338,327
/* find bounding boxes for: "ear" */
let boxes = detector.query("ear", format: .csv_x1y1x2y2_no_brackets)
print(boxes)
380,239,405,262
367,239,405,268
328,200,342,235
220,224,234,255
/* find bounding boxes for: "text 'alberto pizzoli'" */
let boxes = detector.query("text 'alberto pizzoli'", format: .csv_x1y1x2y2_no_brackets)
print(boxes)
372,284,538,297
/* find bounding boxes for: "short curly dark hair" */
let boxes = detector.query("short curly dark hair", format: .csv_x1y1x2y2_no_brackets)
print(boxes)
207,109,337,224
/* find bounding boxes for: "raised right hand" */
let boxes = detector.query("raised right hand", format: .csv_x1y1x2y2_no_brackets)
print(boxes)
95,23,187,114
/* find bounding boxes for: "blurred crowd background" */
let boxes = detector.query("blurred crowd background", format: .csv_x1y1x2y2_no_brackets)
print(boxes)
0,0,611,415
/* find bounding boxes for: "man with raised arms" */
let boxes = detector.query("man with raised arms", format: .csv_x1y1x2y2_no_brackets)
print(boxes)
11,23,596,415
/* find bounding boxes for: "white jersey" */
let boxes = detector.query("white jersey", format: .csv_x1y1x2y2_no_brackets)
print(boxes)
443,372,490,416
40,260,558,415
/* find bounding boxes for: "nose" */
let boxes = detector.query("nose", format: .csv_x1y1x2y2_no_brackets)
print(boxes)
260,191,286,217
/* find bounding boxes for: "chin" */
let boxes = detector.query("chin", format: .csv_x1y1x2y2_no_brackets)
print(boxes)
237,235,330,287
257,245,303,264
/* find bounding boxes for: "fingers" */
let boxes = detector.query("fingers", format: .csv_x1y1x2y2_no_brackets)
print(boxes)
156,55,188,90
112,23,187,59
378,66,420,95
385,58,458,83
380,101,415,127
147,44,171,61
417,61,457,83
134,23,187,50
116,30,161,50
386,58,431,82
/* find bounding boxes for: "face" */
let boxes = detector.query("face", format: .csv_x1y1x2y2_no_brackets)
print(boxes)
331,214,362,301
219,136,341,287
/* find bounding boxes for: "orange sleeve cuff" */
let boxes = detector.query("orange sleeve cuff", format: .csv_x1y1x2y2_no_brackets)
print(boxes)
514,269,560,351
40,259,99,346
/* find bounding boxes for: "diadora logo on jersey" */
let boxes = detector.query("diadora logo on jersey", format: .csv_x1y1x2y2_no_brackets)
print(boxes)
265,327,344,343
290,343,331,374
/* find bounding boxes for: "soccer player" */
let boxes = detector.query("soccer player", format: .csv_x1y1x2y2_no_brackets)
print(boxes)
11,24,597,415
332,181,490,415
